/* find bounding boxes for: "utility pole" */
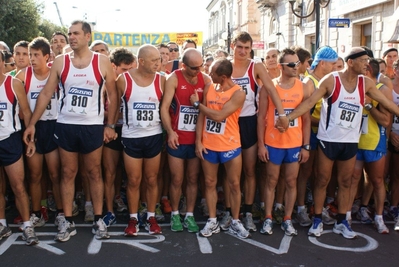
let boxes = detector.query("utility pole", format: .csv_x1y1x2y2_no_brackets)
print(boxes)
53,2,64,27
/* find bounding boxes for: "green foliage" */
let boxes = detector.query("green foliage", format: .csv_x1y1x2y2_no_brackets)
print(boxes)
0,0,65,50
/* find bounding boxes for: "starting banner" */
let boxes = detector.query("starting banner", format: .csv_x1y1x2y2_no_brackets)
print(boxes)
92,32,203,47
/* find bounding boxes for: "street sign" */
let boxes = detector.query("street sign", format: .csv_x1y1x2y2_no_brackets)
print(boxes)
328,18,350,28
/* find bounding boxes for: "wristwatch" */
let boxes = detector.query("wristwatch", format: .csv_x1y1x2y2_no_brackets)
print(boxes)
364,103,373,111
193,101,200,109
106,124,116,129
301,144,311,151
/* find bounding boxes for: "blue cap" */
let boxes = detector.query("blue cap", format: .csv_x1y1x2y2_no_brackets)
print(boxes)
310,46,338,70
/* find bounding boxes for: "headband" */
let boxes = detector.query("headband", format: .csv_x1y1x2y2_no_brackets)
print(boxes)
383,48,398,58
344,50,368,62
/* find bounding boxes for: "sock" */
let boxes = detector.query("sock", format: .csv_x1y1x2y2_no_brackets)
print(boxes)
65,216,73,223
315,213,322,219
265,214,272,220
283,216,291,221
260,202,265,209
275,203,283,210
244,204,252,214
337,213,346,224
147,212,155,220
209,217,217,223
85,201,92,207
326,197,334,204
0,219,7,226
33,210,41,218
94,215,101,222
130,213,138,220
185,212,193,220
22,221,32,230
297,205,305,213
171,210,179,216
346,211,352,221
232,219,239,224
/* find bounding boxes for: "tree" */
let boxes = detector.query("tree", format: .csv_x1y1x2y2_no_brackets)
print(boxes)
0,0,41,49
38,19,67,42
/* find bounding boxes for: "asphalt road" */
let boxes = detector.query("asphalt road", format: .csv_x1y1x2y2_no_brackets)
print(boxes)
1,209,399,267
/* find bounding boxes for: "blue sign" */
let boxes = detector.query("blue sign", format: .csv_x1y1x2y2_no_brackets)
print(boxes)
328,18,350,28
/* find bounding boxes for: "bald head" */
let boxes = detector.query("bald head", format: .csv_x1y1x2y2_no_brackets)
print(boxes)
138,44,159,59
345,47,368,62
182,48,202,65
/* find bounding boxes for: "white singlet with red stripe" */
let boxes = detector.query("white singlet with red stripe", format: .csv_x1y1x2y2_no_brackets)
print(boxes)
25,66,58,121
0,75,21,141
121,72,163,138
317,72,365,143
57,53,105,125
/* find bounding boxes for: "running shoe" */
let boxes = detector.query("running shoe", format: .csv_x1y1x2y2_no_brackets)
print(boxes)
308,217,323,237
260,218,273,235
54,212,64,227
114,195,128,212
124,218,139,237
357,207,373,224
272,206,284,224
75,191,85,212
72,201,79,217
374,216,389,234
84,205,94,222
229,220,250,239
0,223,12,240
155,203,165,222
146,216,162,234
13,214,22,224
281,219,298,236
333,220,356,239
296,208,312,227
41,206,49,222
183,216,199,233
326,202,338,216
322,207,336,225
200,201,209,216
92,218,110,239
22,226,39,246
103,211,116,227
161,198,172,214
251,203,262,219
47,192,56,212
179,197,187,216
30,213,45,228
170,214,183,232
200,219,220,237
219,211,232,231
242,212,257,232
55,217,76,242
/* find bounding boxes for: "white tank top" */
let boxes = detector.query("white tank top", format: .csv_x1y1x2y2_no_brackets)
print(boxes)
121,72,162,138
231,60,259,117
57,53,105,125
25,67,58,121
317,72,365,143
391,89,399,135
0,75,21,141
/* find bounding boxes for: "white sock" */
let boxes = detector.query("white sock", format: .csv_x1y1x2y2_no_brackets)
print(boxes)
85,201,92,207
232,219,239,224
260,202,265,208
22,221,32,230
208,217,217,223
275,203,283,210
0,219,7,226
346,211,352,220
297,205,305,213
147,212,155,220
171,210,179,216
130,213,138,220
185,212,194,220
375,214,383,220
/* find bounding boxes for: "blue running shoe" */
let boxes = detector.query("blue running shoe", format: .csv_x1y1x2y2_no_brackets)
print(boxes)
103,212,116,227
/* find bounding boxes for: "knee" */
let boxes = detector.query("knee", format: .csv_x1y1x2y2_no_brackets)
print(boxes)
315,176,330,189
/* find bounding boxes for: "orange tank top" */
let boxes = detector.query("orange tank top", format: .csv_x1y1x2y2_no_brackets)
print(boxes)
265,79,304,148
202,84,242,151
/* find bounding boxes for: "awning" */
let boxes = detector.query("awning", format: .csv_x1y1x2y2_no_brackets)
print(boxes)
388,19,399,43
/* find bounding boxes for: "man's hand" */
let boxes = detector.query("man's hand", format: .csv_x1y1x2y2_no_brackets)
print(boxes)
195,141,207,160
167,131,179,149
23,125,36,146
103,127,118,143
190,89,200,105
258,145,269,163
26,141,36,158
299,149,309,164
276,116,289,132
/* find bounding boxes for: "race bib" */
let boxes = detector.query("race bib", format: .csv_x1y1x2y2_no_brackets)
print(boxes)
274,108,298,128
392,114,399,132
0,102,9,127
132,102,158,128
178,105,198,132
335,101,360,129
361,114,368,134
66,87,93,115
205,117,226,135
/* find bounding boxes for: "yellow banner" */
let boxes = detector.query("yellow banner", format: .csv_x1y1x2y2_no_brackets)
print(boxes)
92,32,203,47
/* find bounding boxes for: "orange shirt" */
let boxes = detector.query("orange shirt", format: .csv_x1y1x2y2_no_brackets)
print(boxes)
265,79,304,148
202,84,242,151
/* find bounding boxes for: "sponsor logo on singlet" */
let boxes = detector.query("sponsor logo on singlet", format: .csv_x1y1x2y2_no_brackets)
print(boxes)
232,77,249,85
133,102,156,110
68,87,93,96
338,101,360,112
180,106,197,114
0,103,7,109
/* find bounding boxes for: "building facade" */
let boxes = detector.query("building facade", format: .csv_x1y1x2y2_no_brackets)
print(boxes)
204,0,399,58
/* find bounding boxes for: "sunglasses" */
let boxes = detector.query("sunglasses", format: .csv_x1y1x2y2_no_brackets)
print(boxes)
5,62,15,67
281,61,300,68
184,63,202,71
169,48,179,52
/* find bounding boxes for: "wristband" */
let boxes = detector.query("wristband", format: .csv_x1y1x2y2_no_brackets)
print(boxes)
106,124,116,129
278,113,286,117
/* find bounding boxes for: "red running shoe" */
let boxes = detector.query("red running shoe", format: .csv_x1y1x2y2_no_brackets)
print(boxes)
124,218,139,237
161,198,172,214
41,206,49,222
146,216,162,234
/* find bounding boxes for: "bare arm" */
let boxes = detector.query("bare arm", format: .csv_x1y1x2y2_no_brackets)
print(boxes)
256,86,269,162
298,81,313,164
161,73,179,149
365,77,399,117
368,85,392,128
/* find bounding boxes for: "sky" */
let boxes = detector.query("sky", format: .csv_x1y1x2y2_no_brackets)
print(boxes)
38,0,209,35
